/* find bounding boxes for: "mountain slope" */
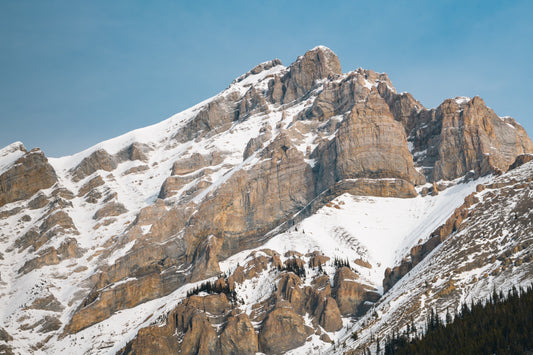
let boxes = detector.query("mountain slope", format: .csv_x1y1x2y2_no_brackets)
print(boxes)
0,46,532,354
341,158,533,354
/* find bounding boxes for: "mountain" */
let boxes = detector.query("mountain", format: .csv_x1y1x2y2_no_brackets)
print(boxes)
0,46,532,355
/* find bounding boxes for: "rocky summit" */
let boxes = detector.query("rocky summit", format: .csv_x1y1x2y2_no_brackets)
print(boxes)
0,46,532,354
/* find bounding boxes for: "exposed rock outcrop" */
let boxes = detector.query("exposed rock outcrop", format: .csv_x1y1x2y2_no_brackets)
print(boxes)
409,97,533,181
173,92,241,143
15,210,78,253
0,327,13,342
258,306,313,354
92,202,127,220
280,46,342,104
77,175,104,197
26,294,64,312
238,86,270,120
333,267,379,315
319,297,343,332
233,59,282,85
121,294,231,355
19,237,81,274
120,250,373,354
116,142,151,162
181,132,316,262
220,314,258,354
72,143,151,181
72,149,117,182
314,89,425,194
0,148,57,207
171,152,223,176
508,153,533,170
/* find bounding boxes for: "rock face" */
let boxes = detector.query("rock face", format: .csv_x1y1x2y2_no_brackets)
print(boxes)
509,153,533,170
220,314,259,355
1,46,533,355
71,143,151,181
184,132,316,260
0,147,57,207
77,175,104,197
280,45,342,104
27,294,64,312
173,92,242,143
314,89,425,195
15,210,78,253
122,250,375,355
0,327,13,342
408,96,533,181
333,267,379,315
92,202,127,220
72,149,117,181
19,237,81,274
121,294,233,355
319,297,343,332
258,306,313,354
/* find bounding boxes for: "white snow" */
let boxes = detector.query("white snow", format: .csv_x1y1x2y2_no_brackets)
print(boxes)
221,178,483,294
0,141,26,175
454,96,471,105
311,45,332,52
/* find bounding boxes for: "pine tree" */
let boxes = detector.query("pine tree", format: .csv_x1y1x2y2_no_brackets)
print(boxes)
385,284,533,354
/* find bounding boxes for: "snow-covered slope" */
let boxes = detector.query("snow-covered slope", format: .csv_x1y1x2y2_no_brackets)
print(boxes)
334,160,533,354
222,178,487,292
0,61,291,353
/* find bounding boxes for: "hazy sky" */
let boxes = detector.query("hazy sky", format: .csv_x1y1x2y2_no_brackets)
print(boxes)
1,0,532,157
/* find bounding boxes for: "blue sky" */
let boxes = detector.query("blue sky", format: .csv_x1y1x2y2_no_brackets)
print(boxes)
1,0,532,157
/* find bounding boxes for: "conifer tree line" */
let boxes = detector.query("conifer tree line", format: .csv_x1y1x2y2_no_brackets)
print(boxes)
370,284,533,355
278,258,307,278
334,257,351,269
185,279,238,302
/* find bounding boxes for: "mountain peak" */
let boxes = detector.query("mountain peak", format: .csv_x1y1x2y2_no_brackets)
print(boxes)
306,45,339,62
295,45,342,75
310,44,334,52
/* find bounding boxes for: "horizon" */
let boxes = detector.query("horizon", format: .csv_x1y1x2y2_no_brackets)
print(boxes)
1,1,532,157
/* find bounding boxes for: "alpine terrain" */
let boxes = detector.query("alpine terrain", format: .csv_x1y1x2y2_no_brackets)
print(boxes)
1,46,532,354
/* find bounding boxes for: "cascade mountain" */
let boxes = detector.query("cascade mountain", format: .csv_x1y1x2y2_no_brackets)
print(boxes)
0,46,532,354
